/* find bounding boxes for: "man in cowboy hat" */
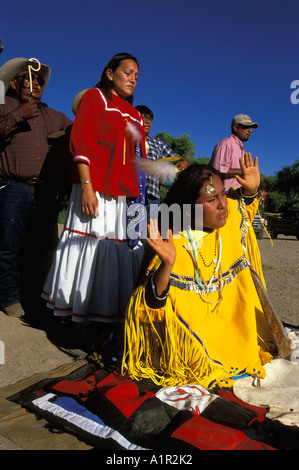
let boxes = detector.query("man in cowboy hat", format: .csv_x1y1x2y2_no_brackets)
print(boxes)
209,113,259,192
0,57,72,319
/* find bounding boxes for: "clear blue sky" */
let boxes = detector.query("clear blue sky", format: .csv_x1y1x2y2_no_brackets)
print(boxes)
1,0,299,177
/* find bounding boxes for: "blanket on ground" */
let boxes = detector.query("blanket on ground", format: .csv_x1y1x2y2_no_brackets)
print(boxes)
6,355,299,451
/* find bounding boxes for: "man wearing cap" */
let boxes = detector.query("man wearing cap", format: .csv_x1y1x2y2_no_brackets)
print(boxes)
209,114,259,192
0,57,72,318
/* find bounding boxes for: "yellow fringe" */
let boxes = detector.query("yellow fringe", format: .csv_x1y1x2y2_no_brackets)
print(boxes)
121,284,224,390
257,208,273,247
246,223,267,289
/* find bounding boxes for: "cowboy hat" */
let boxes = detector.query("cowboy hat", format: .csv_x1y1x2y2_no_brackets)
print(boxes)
0,57,51,94
72,89,89,115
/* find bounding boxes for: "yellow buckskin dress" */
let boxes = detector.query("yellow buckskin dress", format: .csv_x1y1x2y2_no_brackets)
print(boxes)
122,197,292,390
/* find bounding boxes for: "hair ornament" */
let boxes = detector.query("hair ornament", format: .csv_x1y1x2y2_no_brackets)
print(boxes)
206,176,215,194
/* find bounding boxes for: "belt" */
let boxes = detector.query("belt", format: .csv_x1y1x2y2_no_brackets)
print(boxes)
0,176,39,185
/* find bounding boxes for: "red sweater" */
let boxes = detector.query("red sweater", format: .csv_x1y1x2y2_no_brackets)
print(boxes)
70,87,146,197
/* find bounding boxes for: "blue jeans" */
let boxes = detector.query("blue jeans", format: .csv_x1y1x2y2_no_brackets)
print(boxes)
0,180,35,307
0,179,59,310
145,196,160,224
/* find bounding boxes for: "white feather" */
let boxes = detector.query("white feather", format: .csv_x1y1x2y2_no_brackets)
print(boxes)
136,159,178,184
125,121,140,141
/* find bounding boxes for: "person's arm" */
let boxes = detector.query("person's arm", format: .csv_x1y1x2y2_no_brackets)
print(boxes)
19,99,39,120
0,98,39,139
235,152,260,197
210,141,245,181
222,167,243,179
146,219,176,299
210,141,232,174
70,90,100,218
76,162,98,217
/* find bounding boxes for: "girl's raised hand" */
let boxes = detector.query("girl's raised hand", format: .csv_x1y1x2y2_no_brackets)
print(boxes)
235,152,260,195
147,218,176,268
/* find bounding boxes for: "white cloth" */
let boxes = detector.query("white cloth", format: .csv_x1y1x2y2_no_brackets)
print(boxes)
156,384,219,415
234,358,299,426
234,330,299,426
42,185,144,323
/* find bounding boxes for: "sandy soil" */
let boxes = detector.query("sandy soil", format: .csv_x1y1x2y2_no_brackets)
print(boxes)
0,233,298,390
257,235,299,327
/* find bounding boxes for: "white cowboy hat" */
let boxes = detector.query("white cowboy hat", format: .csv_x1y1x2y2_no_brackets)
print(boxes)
72,89,89,115
0,57,51,94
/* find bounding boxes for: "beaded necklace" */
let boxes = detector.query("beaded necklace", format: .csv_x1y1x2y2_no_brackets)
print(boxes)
187,227,223,310
197,230,219,268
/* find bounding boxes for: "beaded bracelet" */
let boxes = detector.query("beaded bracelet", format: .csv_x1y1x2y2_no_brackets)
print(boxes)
81,180,92,185
241,189,258,199
150,275,169,301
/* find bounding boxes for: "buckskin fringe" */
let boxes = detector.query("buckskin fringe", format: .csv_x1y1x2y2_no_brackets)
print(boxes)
121,285,224,390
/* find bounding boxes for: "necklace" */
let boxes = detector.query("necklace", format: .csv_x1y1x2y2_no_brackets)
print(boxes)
187,228,223,311
197,230,219,268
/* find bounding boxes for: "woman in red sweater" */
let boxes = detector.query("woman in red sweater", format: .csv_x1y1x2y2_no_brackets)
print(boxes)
43,53,147,346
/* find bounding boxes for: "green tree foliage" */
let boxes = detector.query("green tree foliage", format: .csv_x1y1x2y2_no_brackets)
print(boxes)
157,131,209,201
261,159,299,212
160,185,170,202
263,191,288,213
156,131,196,163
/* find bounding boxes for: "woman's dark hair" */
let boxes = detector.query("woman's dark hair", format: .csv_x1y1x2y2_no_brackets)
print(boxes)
162,163,223,232
165,163,223,207
95,52,139,105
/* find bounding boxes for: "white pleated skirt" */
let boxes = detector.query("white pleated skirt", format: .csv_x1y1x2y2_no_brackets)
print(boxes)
42,185,145,323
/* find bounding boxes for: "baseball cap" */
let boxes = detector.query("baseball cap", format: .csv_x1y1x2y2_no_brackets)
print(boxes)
231,114,259,128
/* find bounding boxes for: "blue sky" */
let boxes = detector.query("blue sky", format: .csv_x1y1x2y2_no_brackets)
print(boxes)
1,0,299,177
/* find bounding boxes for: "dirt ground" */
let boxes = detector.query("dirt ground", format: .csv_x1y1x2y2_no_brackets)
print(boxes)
257,234,299,327
0,232,298,449
0,233,298,391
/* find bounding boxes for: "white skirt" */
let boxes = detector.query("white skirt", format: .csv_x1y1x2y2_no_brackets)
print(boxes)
42,185,145,323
